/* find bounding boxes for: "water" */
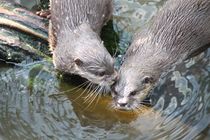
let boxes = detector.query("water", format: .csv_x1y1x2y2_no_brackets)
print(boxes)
0,0,210,140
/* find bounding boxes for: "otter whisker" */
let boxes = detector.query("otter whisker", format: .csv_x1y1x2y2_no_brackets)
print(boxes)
99,85,105,94
49,81,90,98
94,86,103,108
84,85,99,103
48,81,89,98
83,86,100,111
101,86,106,95
69,81,90,93
82,82,95,101
89,85,101,103
86,83,95,94
112,107,117,113
136,104,148,113
135,107,143,114
83,85,96,103
95,91,101,108
87,90,99,109
98,81,109,95
131,109,138,115
75,82,92,93
88,89,99,104
60,81,89,94
83,92,94,103
109,102,117,110
73,82,92,102
139,101,152,106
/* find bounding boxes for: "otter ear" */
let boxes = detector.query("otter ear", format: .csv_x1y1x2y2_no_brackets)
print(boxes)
74,58,83,66
142,76,154,84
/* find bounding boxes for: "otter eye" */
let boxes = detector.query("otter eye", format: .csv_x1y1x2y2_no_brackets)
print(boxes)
143,76,154,84
130,91,137,96
74,58,83,66
98,71,105,76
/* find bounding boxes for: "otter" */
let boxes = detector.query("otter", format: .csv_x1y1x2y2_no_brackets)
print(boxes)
112,0,210,110
50,0,117,89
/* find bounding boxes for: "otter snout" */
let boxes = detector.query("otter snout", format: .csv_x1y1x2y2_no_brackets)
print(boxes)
116,97,129,108
112,94,135,110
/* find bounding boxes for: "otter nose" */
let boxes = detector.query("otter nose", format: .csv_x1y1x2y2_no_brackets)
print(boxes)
117,97,128,107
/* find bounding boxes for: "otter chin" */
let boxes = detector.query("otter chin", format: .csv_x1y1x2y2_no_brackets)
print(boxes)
112,0,210,110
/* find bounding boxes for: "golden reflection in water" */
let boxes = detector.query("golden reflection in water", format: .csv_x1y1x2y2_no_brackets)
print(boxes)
58,82,153,125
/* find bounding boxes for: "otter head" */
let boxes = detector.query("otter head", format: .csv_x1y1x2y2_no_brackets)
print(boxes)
53,23,117,88
111,54,163,110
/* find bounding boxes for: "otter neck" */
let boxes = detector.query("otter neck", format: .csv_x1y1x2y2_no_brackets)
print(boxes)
57,23,98,42
128,35,189,73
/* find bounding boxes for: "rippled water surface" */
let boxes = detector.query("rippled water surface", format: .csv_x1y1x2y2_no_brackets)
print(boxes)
1,0,210,140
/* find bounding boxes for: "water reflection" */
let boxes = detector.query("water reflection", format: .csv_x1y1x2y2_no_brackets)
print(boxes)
0,51,209,139
149,49,210,140
0,60,150,139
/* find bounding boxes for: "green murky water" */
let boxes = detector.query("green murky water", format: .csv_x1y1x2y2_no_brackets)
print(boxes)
0,0,210,140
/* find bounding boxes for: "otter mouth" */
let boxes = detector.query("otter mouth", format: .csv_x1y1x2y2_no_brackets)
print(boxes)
114,97,152,111
113,87,154,111
114,103,134,111
113,103,151,113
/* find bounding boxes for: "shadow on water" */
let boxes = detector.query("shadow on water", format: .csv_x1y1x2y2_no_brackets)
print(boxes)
0,0,210,140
